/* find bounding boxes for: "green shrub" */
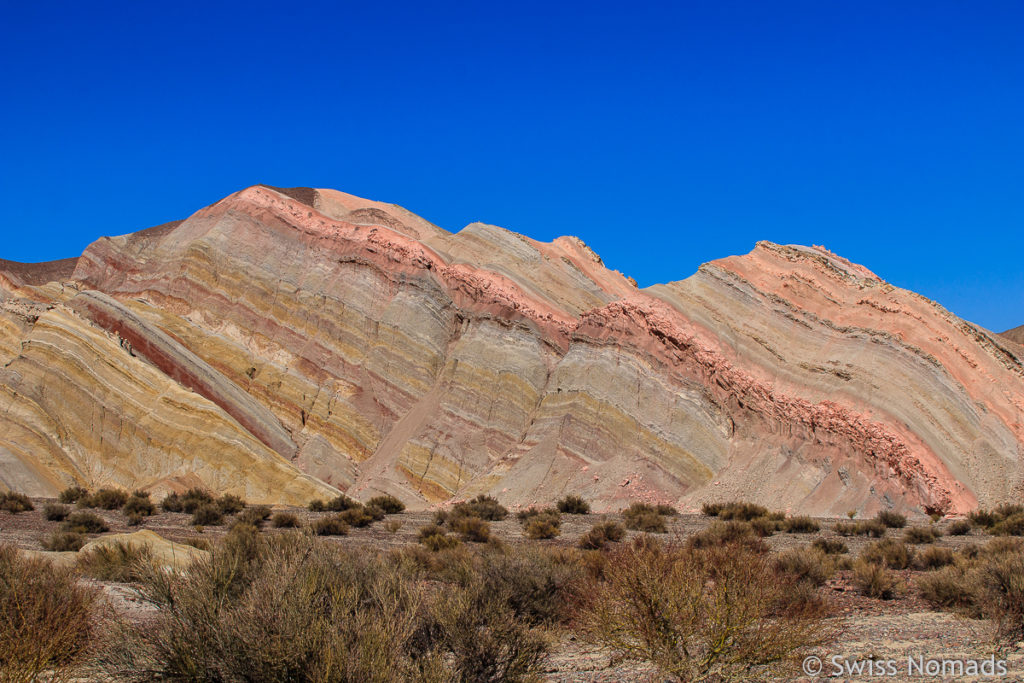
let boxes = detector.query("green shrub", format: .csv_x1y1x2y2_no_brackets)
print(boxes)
190,504,224,526
852,560,903,599
812,538,848,555
903,526,940,544
875,510,907,529
311,515,349,536
517,506,561,529
271,512,299,528
946,519,973,536
367,495,405,514
216,494,246,515
42,531,87,552
783,515,820,533
0,491,34,513
0,545,98,681
43,502,70,521
774,547,835,587
579,521,626,549
61,511,109,534
58,486,89,504
861,538,914,569
556,495,590,514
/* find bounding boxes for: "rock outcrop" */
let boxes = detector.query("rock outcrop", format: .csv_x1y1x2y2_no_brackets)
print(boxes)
1,185,1020,513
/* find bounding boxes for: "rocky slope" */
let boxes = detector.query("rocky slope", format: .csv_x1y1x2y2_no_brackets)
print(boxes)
1,186,1020,512
1001,325,1024,346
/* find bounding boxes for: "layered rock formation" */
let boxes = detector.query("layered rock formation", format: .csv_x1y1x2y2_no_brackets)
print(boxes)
1,185,1021,512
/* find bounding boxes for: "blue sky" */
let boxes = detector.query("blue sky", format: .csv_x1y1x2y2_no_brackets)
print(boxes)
1,1,1021,331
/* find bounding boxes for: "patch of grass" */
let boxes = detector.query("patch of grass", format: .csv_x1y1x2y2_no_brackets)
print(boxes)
271,512,299,528
875,510,907,529
750,516,782,537
852,560,903,599
58,486,89,504
556,495,590,514
578,520,626,549
916,565,977,608
834,519,886,537
42,531,87,552
903,526,940,544
716,501,771,521
367,495,405,514
0,491,34,513
43,502,70,521
990,512,1024,536
61,511,109,535
0,545,98,681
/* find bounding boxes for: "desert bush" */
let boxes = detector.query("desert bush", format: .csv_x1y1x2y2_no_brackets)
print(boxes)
0,491,34,513
903,526,940,544
774,547,835,587
947,519,973,536
917,565,977,608
58,485,89,504
581,539,838,682
579,520,626,550
385,519,403,533
82,487,129,510
126,512,145,526
622,503,668,533
271,512,299,528
61,511,109,534
524,517,560,540
42,531,87,552
812,538,848,555
367,494,405,514
235,505,271,527
783,515,820,534
450,494,508,521
418,525,460,551
122,493,155,518
476,547,583,626
556,495,590,514
688,520,767,552
216,493,246,515
875,509,907,529
861,538,914,569
655,504,678,516
974,551,1024,644
718,501,771,521
0,545,98,682
853,560,903,599
451,515,491,543
161,488,214,514
990,512,1024,536
78,541,154,582
337,505,377,528
835,519,887,537
190,503,224,526
914,545,955,570
701,502,724,516
43,502,70,521
750,516,781,537
312,515,349,536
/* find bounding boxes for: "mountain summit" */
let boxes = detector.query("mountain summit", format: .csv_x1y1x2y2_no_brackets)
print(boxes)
1,185,1020,513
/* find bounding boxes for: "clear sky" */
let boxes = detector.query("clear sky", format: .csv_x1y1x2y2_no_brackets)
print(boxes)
1,1,1021,331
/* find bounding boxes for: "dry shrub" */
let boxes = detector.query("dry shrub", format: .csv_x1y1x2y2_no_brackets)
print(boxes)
58,486,89,504
523,518,560,540
579,521,626,550
875,510,907,529
161,488,214,514
451,495,508,521
774,547,835,587
43,502,70,522
581,538,838,682
367,495,405,514
0,492,34,514
783,515,820,534
312,515,349,536
974,551,1024,644
337,505,376,528
947,519,973,536
122,493,155,518
622,503,668,533
861,538,914,569
0,545,98,683
271,512,299,528
750,516,782,537
81,488,129,510
914,545,955,570
190,503,224,526
235,505,271,527
78,541,154,582
688,520,767,552
853,560,903,599
451,515,491,543
43,531,86,552
61,511,109,535
903,526,940,544
834,519,887,537
917,565,978,608
812,538,848,555
717,501,771,521
556,495,590,514
990,513,1024,536
216,494,246,515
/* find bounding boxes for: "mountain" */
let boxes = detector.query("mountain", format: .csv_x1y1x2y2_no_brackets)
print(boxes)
1002,325,1024,346
1,185,1021,513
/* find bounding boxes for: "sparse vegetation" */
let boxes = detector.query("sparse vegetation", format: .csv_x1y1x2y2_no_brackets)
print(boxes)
271,512,299,528
216,493,246,515
367,494,405,514
783,515,820,533
418,524,460,551
43,502,70,521
578,520,626,549
161,488,214,514
834,519,887,537
914,545,955,570
450,515,492,543
78,541,154,582
523,517,560,539
450,494,509,521
875,509,907,529
190,503,224,526
0,491,34,513
774,546,835,587
861,538,914,570
58,486,89,504
946,519,973,536
812,537,848,555
556,495,590,514
61,511,109,535
688,520,767,552
122,492,155,518
43,530,87,552
853,559,903,599
235,505,271,527
622,502,669,533
80,487,129,510
903,525,940,544
312,515,349,536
